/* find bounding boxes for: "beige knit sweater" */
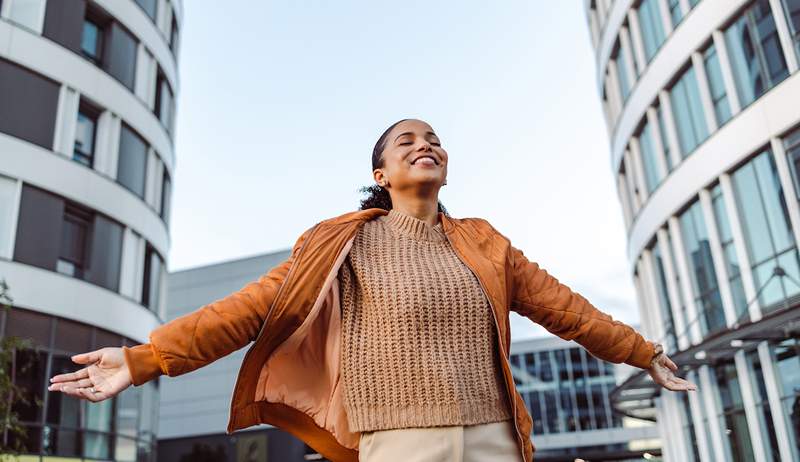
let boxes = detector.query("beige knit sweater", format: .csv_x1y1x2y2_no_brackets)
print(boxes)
338,208,512,433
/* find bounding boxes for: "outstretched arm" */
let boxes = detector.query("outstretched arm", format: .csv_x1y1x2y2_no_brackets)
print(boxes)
123,224,317,386
507,242,696,391
506,242,655,369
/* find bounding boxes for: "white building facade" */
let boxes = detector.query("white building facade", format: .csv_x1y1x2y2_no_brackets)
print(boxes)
584,0,800,461
0,0,181,459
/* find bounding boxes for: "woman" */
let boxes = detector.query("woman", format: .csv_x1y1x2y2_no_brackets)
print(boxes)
48,118,696,462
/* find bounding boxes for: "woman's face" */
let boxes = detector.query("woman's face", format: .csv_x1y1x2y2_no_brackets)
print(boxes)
374,119,448,192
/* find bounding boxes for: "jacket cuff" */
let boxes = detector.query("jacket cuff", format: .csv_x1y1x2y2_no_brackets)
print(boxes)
624,337,656,370
123,343,164,386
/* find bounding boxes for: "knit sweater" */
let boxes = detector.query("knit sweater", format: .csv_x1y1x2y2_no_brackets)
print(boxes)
338,208,512,433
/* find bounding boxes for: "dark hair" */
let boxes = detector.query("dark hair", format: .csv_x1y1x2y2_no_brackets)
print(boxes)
358,118,450,215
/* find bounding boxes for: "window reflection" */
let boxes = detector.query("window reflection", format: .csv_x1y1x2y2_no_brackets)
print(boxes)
714,361,756,461
678,199,726,336
731,149,800,312
669,64,709,157
710,183,749,321
724,0,789,109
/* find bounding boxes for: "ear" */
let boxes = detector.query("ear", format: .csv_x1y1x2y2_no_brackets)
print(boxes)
373,169,387,187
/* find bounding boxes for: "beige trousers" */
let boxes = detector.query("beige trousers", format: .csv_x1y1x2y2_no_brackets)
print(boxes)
357,419,523,462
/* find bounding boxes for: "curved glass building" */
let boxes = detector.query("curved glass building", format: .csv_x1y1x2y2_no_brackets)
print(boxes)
0,0,181,460
584,0,800,461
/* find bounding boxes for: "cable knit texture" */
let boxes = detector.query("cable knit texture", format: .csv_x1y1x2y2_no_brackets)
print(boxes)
339,208,512,433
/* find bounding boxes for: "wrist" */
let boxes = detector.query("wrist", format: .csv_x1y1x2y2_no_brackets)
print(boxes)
649,342,664,368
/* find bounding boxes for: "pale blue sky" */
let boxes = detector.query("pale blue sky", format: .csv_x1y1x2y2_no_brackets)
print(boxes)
169,0,642,340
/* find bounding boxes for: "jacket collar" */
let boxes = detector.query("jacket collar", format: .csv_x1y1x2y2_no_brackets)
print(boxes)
326,207,455,234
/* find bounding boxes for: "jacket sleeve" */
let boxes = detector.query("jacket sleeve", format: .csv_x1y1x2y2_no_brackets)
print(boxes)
506,239,656,370
122,224,317,386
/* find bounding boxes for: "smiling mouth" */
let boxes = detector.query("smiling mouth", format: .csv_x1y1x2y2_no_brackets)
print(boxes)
411,155,438,165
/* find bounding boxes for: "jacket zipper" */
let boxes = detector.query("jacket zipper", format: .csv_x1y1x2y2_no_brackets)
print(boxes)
229,222,321,423
443,232,527,462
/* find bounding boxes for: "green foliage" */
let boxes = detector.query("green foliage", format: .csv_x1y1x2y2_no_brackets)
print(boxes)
0,278,43,458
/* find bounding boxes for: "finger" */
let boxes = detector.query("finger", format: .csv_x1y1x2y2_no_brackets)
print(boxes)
59,385,88,400
72,349,102,365
50,367,89,384
665,356,678,372
48,377,93,392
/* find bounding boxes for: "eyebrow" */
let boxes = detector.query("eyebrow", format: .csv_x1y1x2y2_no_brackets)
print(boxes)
394,131,438,142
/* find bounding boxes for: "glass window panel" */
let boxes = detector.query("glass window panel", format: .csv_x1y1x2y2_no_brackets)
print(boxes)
116,435,137,462
656,104,674,171
653,241,678,350
106,22,138,91
12,348,47,423
117,124,148,198
74,110,96,167
559,386,577,432
780,0,800,59
614,42,632,101
670,65,709,157
81,19,102,63
46,356,82,427
84,430,112,459
638,0,666,61
543,390,559,433
42,425,82,457
703,43,733,125
668,0,683,26
135,0,157,21
724,0,790,108
679,199,726,334
638,119,663,193
9,0,45,32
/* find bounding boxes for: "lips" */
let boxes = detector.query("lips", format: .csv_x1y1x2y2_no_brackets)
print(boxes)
411,155,438,165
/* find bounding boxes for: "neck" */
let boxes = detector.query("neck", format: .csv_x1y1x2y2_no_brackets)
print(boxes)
389,199,440,227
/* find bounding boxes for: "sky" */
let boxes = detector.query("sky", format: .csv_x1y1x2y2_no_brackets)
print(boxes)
168,0,642,340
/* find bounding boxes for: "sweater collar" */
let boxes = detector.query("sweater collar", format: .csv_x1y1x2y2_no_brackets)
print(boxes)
381,208,446,242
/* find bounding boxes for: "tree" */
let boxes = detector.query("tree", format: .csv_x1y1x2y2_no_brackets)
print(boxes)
0,278,43,458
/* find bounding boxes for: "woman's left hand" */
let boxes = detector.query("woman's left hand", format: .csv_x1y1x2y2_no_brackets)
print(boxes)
647,350,698,392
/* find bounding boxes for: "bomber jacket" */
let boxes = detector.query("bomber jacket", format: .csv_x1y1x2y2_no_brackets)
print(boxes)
122,207,657,462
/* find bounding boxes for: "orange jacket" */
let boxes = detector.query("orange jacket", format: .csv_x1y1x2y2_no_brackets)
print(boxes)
123,208,656,462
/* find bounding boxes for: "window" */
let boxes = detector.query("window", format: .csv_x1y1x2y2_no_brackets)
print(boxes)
637,0,666,62
779,0,800,59
74,101,101,168
154,68,175,134
117,123,148,199
81,15,104,64
650,238,678,352
0,58,60,149
772,339,800,456
668,0,683,28
724,0,790,109
160,169,172,224
141,243,163,311
745,349,782,462
169,12,180,57
731,149,800,313
714,360,756,461
710,183,748,321
702,42,732,126
56,204,91,279
787,127,800,199
655,103,674,172
669,64,708,157
636,117,664,193
8,0,46,33
13,185,123,292
678,199,726,336
612,40,632,101
80,5,138,91
134,0,157,22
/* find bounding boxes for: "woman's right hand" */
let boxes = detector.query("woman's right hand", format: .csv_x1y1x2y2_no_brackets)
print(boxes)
47,347,133,402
